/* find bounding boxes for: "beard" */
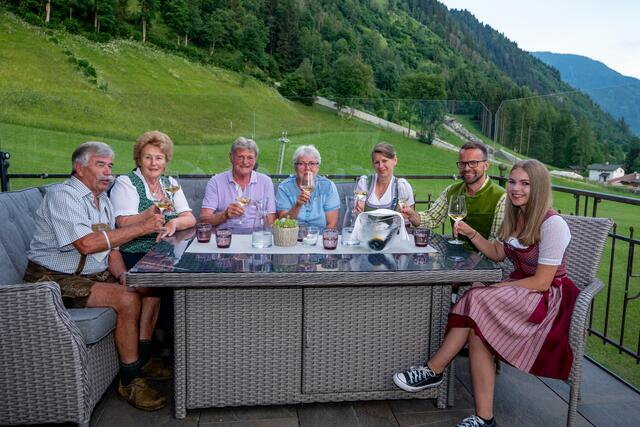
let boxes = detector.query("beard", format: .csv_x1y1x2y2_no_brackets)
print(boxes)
462,171,483,185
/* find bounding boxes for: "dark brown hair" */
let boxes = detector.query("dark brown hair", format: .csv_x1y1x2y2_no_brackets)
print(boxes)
460,141,488,160
371,142,396,160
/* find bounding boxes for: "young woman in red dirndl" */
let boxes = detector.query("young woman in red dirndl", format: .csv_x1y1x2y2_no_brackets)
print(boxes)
393,159,578,427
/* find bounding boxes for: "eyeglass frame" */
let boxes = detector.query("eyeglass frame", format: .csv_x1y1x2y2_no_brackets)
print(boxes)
294,161,320,168
456,159,487,169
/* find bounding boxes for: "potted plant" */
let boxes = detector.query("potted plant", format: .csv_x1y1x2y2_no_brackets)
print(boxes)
272,217,299,247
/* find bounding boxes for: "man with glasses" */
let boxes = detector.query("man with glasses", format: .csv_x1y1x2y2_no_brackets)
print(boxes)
200,137,276,232
276,145,340,228
402,141,505,243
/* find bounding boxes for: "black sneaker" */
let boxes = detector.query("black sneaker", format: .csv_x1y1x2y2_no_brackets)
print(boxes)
455,415,497,427
392,365,443,392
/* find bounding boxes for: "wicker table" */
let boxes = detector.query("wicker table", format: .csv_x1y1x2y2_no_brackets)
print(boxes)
127,231,502,419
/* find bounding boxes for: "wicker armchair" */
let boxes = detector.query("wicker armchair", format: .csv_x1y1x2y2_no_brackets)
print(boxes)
0,186,119,426
0,282,119,427
561,215,613,426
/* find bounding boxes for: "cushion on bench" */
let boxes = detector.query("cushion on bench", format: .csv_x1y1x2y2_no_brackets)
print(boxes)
0,187,44,285
67,307,117,345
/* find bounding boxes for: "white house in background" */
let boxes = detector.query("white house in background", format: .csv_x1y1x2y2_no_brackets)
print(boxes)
587,163,625,182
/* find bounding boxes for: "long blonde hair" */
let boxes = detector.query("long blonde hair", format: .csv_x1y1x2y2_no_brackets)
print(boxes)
497,159,552,246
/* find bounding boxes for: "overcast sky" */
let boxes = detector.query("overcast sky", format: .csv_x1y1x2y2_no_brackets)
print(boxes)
439,0,640,80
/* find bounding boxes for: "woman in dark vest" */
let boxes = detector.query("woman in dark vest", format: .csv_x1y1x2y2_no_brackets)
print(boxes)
110,130,196,268
110,131,196,373
355,142,414,213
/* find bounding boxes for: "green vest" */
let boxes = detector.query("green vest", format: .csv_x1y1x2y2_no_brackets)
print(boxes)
120,172,178,254
447,178,504,245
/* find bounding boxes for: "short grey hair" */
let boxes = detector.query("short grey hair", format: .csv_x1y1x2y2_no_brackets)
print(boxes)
292,145,321,165
72,141,114,168
230,136,259,158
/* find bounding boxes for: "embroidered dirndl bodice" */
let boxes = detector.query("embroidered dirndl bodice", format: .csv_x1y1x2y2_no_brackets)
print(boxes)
365,175,398,211
503,209,567,279
120,171,178,253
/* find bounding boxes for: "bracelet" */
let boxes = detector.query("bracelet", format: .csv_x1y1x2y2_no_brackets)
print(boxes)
101,230,111,250
470,231,478,240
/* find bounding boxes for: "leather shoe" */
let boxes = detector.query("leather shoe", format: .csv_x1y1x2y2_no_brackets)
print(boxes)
118,377,167,411
141,358,173,380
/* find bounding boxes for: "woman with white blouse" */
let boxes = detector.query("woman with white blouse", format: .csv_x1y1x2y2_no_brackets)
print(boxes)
110,131,196,269
392,160,577,427
355,142,414,213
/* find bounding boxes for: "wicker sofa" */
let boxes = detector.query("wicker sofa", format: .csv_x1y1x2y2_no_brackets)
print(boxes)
0,177,355,426
0,185,119,427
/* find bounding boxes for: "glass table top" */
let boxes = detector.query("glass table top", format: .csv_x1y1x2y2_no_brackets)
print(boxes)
129,228,499,274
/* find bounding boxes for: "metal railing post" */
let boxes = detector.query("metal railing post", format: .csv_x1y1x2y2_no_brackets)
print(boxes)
0,151,10,192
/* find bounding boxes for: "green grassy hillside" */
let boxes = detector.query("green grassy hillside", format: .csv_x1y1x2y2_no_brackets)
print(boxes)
0,13,462,178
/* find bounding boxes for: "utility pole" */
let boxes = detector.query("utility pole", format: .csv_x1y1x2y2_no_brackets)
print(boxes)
277,131,289,176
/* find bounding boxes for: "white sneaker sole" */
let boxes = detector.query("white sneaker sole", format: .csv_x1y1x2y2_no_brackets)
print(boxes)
392,372,443,392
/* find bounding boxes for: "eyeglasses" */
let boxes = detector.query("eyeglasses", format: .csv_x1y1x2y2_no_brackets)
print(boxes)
295,162,319,168
456,160,486,169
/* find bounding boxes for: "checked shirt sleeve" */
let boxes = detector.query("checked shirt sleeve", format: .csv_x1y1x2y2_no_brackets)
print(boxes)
418,185,450,229
489,193,506,240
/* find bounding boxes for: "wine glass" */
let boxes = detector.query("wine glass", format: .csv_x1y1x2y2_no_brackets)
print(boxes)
354,175,368,201
162,170,180,201
353,176,368,212
300,171,315,205
447,195,467,245
396,198,407,209
153,195,174,217
235,187,251,225
397,180,411,210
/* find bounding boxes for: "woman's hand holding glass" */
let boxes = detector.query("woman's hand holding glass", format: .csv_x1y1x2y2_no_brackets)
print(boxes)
397,203,415,222
354,176,368,213
396,180,413,225
152,193,174,217
296,188,311,206
453,219,475,241
300,171,315,206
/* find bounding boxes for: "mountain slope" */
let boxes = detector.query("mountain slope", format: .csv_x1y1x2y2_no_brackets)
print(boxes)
532,52,640,135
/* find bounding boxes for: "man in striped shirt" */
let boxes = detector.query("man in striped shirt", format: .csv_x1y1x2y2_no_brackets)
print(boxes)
23,141,170,411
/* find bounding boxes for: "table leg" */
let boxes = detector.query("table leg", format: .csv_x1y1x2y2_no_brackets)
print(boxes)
174,288,187,419
432,283,454,409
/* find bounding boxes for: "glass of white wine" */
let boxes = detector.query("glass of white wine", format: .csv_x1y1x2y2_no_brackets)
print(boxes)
161,171,180,201
354,188,368,200
300,171,315,205
397,197,408,210
447,195,467,245
236,187,251,225
153,196,174,217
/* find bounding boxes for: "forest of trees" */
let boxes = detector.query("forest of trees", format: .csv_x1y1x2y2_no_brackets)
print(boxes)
3,0,639,170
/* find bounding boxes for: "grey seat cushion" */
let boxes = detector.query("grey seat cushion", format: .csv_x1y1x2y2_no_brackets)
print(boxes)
67,307,117,345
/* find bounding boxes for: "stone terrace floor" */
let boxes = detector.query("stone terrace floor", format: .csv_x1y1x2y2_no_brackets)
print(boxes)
35,356,640,427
